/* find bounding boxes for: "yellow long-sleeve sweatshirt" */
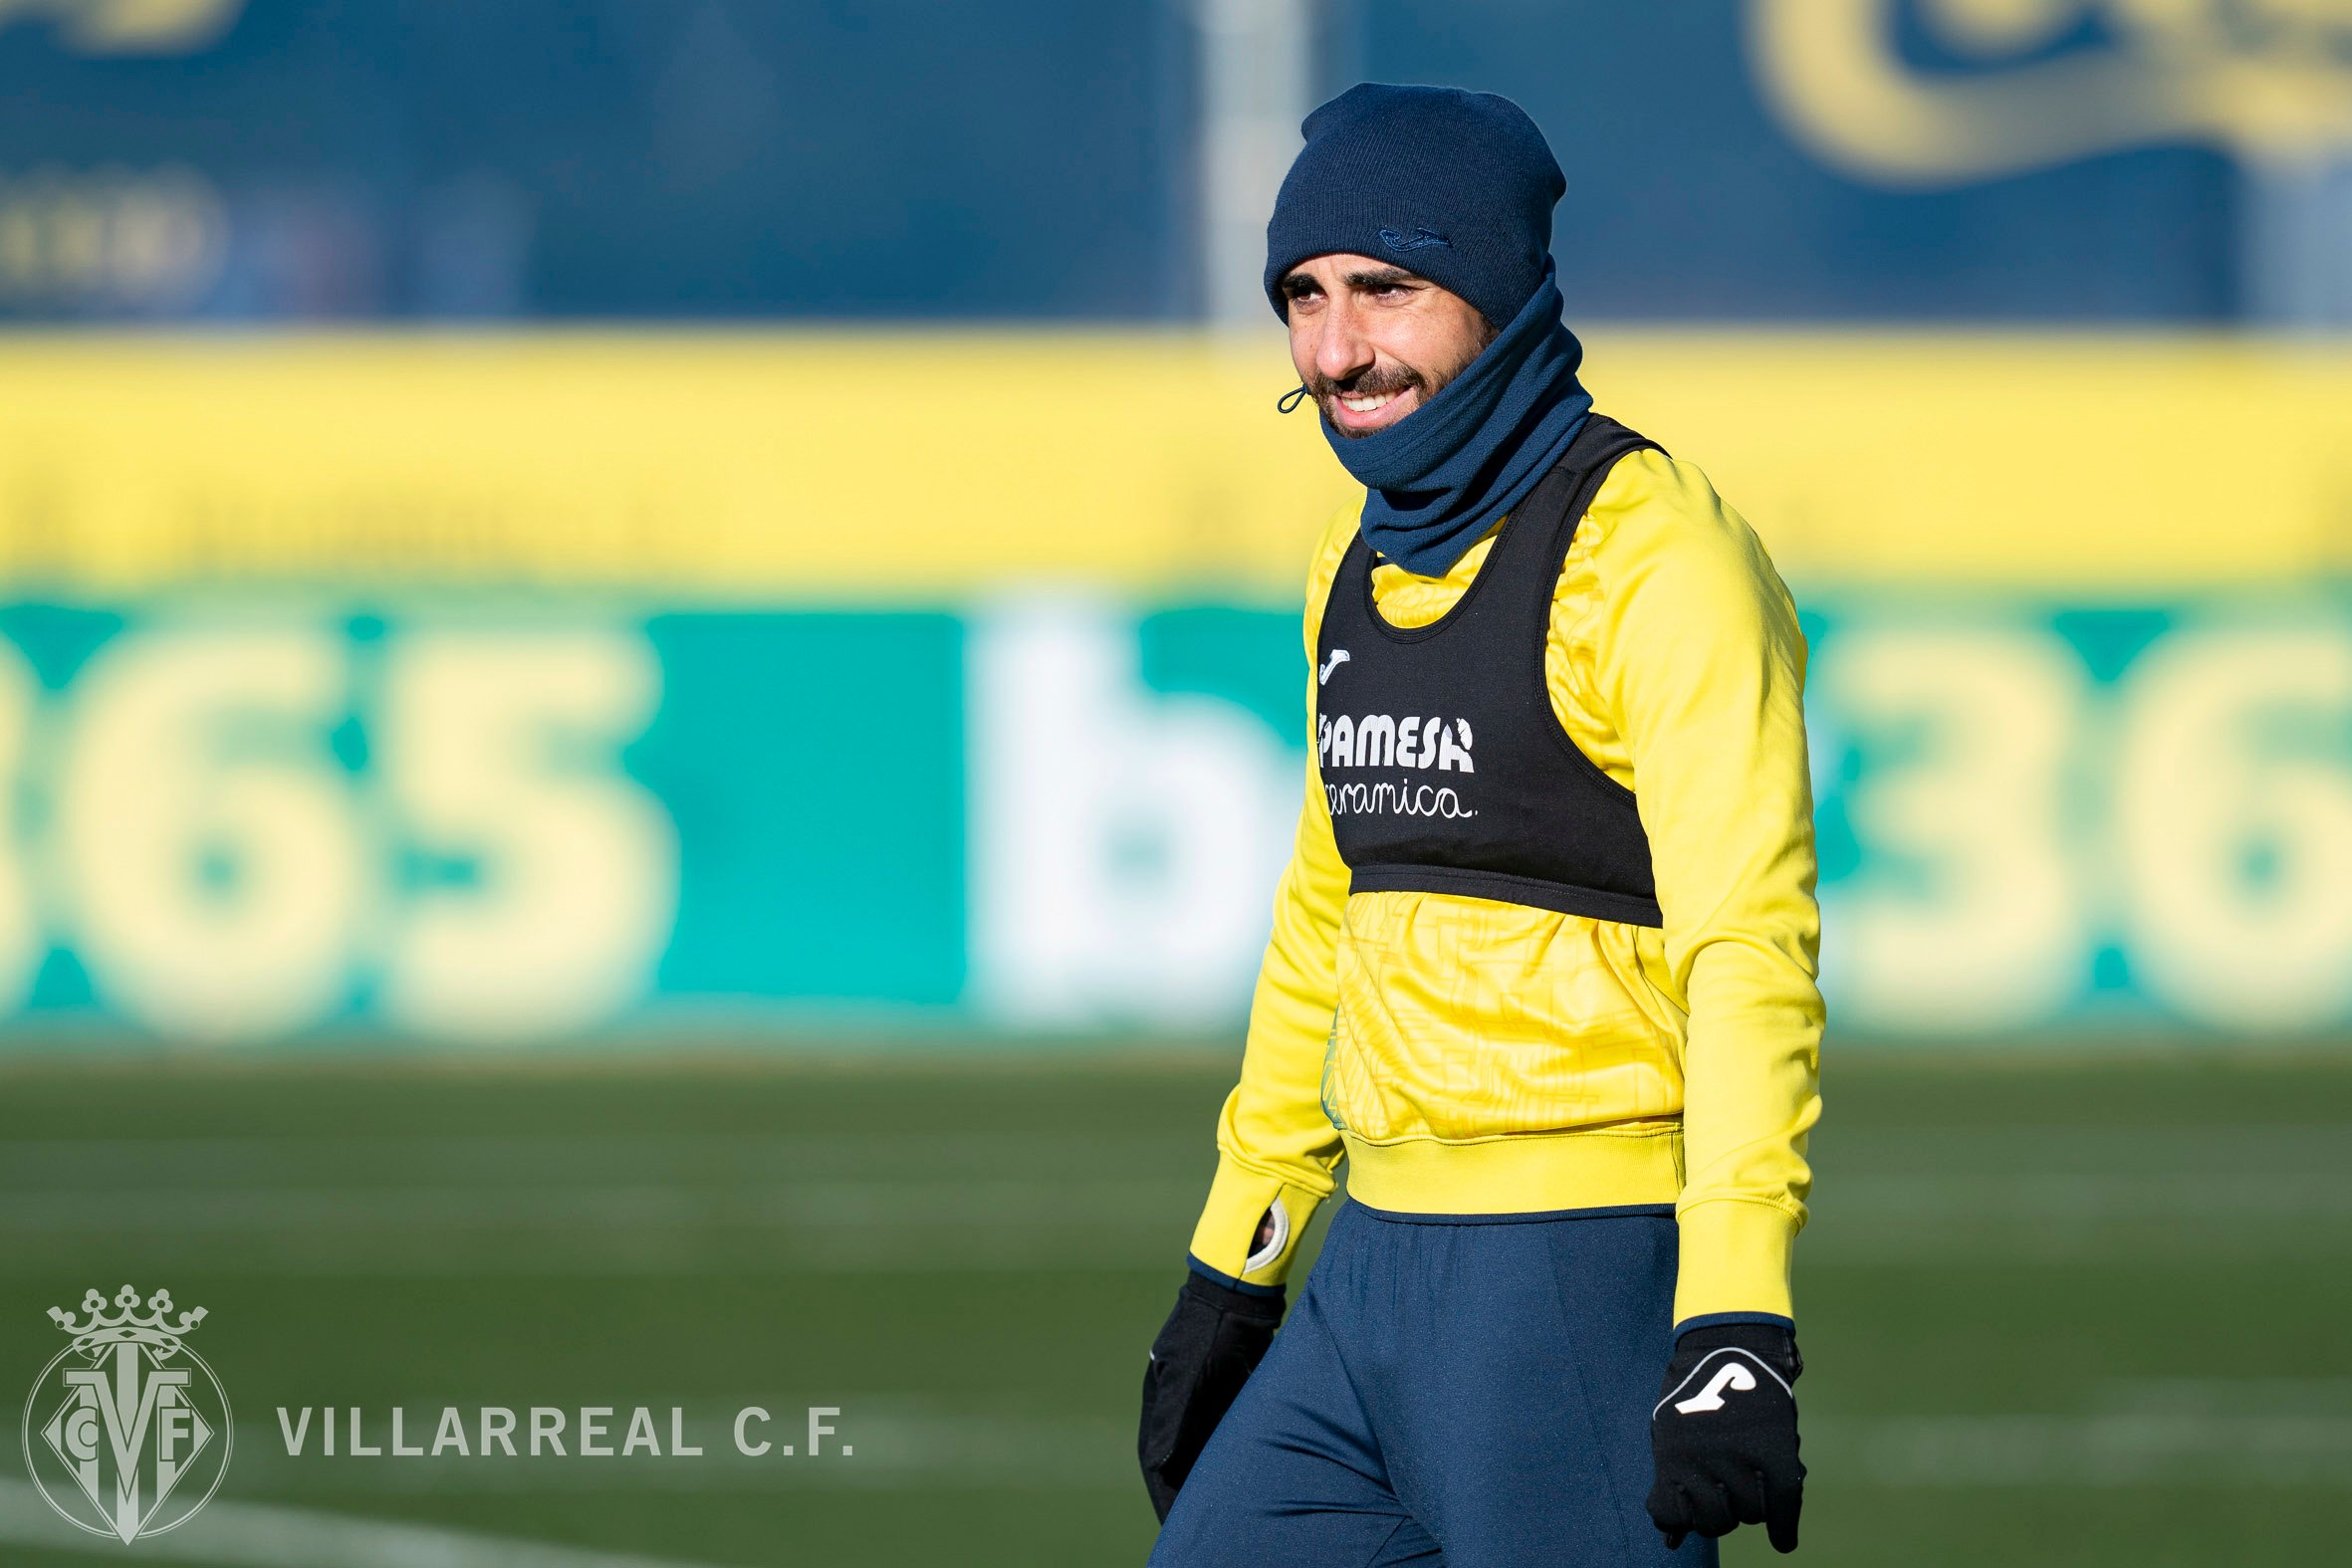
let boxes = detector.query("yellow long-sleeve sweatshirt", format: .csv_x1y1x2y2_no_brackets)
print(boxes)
1186,447,1823,1326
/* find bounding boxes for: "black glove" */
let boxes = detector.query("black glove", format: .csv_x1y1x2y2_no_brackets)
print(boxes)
1137,1269,1285,1522
1647,1322,1805,1553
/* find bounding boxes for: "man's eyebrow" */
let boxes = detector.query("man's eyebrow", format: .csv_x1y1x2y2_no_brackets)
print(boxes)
1280,265,1424,294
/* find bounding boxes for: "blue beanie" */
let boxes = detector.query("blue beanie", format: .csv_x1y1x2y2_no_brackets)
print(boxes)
1264,82,1564,328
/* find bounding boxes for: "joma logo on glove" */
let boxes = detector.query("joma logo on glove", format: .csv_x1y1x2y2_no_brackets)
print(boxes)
1672,1360,1758,1414
1648,1330,1805,1554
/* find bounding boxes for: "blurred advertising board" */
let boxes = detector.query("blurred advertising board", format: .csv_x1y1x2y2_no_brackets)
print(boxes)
0,336,2344,1047
0,1,2340,324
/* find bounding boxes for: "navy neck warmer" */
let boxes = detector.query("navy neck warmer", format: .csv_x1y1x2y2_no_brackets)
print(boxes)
1309,263,1591,577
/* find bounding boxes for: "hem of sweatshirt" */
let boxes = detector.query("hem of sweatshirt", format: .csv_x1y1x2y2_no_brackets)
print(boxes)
1338,1123,1684,1215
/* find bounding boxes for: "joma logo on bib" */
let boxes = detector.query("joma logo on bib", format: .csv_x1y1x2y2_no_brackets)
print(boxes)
1318,713,1473,773
1318,713,1477,820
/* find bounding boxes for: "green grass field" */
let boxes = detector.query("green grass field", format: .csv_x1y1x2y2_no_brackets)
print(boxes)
0,1047,2344,1566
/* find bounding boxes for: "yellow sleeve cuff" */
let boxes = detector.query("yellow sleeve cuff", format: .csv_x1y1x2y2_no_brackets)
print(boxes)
1186,1154,1327,1289
1672,1198,1799,1326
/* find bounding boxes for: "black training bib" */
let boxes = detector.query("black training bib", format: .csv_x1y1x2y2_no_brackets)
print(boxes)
1313,413,1664,927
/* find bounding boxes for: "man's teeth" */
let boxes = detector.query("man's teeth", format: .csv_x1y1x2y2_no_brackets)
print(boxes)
1340,392,1396,413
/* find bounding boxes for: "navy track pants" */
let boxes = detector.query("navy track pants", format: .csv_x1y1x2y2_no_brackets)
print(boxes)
1147,1201,1715,1568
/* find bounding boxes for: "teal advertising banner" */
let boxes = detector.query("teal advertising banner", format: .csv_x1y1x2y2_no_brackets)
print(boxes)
0,594,2342,1047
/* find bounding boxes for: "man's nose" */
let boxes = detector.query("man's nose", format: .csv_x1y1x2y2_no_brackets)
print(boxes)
1311,299,1374,384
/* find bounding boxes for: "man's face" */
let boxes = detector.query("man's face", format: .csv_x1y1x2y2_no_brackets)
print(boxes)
1280,254,1496,437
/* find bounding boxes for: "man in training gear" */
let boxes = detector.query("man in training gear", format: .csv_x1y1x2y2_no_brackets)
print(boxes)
1138,83,1822,1565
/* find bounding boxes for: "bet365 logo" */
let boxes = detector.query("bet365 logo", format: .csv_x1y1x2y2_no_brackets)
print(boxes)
21,1285,233,1543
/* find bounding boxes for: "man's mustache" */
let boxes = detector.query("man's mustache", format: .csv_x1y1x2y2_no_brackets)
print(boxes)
1305,366,1424,402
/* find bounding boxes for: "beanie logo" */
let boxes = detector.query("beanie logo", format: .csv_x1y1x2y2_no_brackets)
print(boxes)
1377,225,1451,253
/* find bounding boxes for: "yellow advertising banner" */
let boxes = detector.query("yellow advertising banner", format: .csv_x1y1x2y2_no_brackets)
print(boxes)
0,332,2344,597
